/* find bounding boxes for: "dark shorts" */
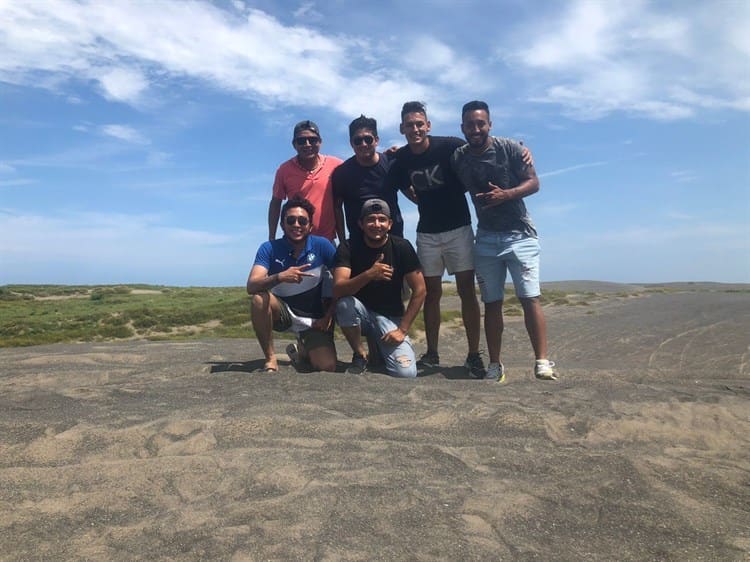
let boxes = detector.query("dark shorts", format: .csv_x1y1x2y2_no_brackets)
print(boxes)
273,299,334,351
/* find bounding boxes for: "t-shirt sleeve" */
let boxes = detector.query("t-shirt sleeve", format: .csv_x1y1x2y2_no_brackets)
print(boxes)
334,240,352,269
505,139,529,176
321,239,337,268
253,241,273,269
397,239,421,275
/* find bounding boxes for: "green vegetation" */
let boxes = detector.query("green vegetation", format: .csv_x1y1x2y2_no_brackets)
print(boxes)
0,285,251,347
0,282,651,348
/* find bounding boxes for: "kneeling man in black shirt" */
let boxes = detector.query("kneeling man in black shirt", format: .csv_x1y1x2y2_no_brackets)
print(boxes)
333,199,426,377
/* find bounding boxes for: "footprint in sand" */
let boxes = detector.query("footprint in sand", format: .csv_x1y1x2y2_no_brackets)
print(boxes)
144,420,217,457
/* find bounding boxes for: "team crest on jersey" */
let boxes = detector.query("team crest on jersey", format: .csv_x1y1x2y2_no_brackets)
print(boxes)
306,253,316,264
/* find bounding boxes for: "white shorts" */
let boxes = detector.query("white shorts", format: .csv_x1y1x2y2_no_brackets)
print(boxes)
416,225,475,278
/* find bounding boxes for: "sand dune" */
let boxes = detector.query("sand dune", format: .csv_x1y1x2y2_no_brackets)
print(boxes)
1,284,748,560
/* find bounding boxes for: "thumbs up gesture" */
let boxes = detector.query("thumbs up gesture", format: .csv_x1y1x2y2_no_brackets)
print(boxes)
368,253,393,281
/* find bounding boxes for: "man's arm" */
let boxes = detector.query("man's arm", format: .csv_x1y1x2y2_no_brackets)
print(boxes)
332,255,393,299
268,197,282,241
475,161,539,208
401,186,418,204
333,196,347,244
381,269,426,345
246,264,273,295
311,297,336,332
247,263,312,294
401,269,426,331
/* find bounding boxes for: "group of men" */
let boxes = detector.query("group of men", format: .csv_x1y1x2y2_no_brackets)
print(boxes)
246,101,557,382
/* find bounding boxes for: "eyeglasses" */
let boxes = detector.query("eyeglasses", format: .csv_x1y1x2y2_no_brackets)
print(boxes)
285,215,310,226
352,135,375,146
294,136,321,146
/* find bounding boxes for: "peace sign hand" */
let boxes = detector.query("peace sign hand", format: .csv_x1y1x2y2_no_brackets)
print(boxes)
278,263,313,284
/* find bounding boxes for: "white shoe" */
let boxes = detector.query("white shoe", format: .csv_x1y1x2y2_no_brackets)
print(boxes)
534,359,557,380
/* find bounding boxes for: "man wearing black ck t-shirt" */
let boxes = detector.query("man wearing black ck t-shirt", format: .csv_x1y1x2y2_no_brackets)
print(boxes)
388,101,533,378
387,101,485,376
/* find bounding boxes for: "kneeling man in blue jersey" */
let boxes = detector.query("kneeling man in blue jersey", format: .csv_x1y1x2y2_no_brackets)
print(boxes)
333,199,426,377
246,196,337,372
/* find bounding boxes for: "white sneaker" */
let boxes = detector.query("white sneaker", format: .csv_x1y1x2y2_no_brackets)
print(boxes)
534,359,557,380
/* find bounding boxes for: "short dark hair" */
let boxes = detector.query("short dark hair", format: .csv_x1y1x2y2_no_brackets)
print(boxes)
462,100,490,119
281,195,315,224
349,115,378,138
401,101,427,120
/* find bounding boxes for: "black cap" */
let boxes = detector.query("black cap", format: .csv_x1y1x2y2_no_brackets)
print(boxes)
360,198,391,219
293,120,320,138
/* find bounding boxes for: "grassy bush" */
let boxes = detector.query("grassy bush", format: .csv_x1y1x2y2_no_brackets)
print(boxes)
0,285,251,347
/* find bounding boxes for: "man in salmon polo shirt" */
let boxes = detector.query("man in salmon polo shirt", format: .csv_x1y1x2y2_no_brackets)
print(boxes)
268,120,344,242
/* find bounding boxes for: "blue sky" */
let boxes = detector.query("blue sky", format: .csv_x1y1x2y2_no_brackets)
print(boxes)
1,0,748,286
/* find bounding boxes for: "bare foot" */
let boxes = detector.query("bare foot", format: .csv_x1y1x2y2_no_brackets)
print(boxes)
262,358,278,372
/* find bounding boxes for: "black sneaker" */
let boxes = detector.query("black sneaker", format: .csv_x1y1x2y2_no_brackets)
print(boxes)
286,343,300,365
416,351,440,369
464,352,487,379
346,353,368,375
286,342,313,372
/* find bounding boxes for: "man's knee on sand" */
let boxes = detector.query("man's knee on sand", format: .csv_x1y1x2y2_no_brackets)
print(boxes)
388,353,416,378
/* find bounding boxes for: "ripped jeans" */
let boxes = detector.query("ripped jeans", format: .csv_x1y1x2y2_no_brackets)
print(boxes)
335,296,417,378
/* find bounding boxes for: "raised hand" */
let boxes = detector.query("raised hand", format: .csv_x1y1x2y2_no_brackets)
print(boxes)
369,253,393,281
519,141,534,167
278,263,313,284
476,182,512,208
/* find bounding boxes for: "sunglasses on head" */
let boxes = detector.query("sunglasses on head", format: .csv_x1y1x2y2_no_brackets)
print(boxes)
285,215,310,226
352,135,375,146
294,136,321,146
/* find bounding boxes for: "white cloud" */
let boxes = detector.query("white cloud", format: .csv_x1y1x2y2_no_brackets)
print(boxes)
0,163,16,174
405,36,480,90
0,0,746,134
0,1,465,129
538,161,608,179
97,67,148,103
100,124,148,144
293,1,322,22
0,178,34,187
504,0,750,120
670,170,699,183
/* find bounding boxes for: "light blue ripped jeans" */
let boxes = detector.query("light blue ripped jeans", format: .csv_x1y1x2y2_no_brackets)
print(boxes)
335,296,417,378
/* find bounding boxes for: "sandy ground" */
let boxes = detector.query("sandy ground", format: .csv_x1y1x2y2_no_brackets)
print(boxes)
1,284,749,561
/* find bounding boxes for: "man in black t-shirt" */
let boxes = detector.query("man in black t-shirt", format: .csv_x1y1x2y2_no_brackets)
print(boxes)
332,115,404,243
334,199,426,377
387,101,485,377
